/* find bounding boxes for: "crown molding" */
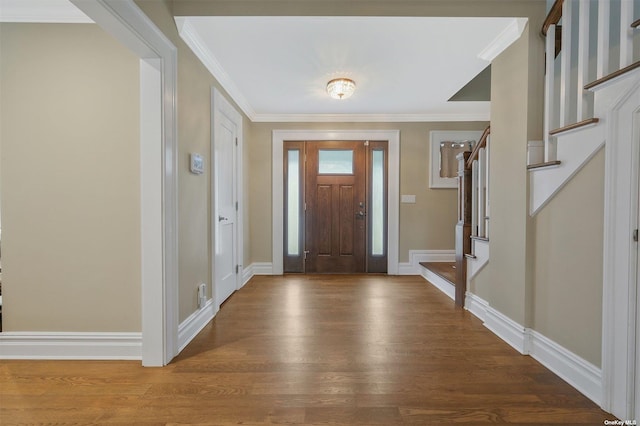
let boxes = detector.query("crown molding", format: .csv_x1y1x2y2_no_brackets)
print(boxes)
175,17,258,120
252,112,489,122
0,0,93,23
477,17,527,62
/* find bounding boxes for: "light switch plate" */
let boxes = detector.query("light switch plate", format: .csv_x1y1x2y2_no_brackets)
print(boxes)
401,194,416,203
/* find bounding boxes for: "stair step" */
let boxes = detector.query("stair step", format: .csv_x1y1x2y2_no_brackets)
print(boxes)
528,160,562,170
471,236,490,242
464,254,477,260
549,118,600,136
419,262,456,285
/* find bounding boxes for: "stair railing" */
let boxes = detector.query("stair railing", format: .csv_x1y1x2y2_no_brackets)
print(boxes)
454,126,490,307
541,0,639,163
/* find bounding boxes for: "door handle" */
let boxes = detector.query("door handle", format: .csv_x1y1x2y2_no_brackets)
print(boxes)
355,211,366,219
219,215,228,222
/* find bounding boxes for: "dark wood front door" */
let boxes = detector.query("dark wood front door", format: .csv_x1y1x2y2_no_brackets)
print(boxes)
305,141,367,273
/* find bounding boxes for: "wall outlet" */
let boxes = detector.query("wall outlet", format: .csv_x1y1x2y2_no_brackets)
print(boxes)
197,283,207,308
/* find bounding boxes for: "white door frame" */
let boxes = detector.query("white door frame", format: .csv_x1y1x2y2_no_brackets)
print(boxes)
600,73,640,418
272,130,399,275
212,88,244,306
72,0,179,366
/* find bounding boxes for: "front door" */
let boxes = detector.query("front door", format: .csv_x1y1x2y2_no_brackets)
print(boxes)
305,141,367,273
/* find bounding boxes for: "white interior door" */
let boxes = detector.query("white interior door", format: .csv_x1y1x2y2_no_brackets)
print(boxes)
214,111,238,307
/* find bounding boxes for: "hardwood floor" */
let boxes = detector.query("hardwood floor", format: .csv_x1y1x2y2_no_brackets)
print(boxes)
1,275,614,424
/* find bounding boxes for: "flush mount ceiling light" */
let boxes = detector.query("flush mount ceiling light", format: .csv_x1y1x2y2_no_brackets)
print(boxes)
326,78,356,100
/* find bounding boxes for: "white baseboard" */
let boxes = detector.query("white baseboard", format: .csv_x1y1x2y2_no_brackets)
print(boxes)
242,264,254,286
484,304,527,354
399,250,455,275
177,299,217,353
464,291,602,405
252,262,273,275
528,329,602,406
0,332,142,360
420,267,455,301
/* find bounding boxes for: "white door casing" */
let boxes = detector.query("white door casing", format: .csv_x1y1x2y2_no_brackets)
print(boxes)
212,88,243,308
70,0,178,366
600,71,640,419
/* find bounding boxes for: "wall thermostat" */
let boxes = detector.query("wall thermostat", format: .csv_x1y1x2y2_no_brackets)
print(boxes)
190,153,204,174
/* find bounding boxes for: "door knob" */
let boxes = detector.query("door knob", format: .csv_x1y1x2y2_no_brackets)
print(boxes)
355,211,366,219
219,215,228,221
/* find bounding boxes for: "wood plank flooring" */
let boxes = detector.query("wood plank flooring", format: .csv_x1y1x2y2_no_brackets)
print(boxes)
1,275,614,424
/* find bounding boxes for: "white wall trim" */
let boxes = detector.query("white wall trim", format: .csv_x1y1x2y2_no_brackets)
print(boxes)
272,130,399,275
253,113,490,123
240,263,273,287
464,292,602,406
398,249,456,275
598,69,640,418
0,332,142,360
483,304,528,354
477,18,528,62
177,299,217,353
528,329,602,406
241,264,254,286
177,18,257,120
70,0,179,367
420,268,455,301
252,262,274,275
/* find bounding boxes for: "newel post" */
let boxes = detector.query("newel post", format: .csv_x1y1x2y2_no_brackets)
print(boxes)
455,151,472,308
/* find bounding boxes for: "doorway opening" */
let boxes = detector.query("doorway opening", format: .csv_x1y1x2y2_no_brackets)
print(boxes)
283,140,387,274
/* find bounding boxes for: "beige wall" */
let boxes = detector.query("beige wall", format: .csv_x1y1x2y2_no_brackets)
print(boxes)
249,121,487,264
135,0,252,322
532,150,605,366
0,24,141,331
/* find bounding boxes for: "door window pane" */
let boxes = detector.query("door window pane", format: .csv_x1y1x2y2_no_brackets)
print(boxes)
287,150,300,255
371,150,385,255
318,150,353,174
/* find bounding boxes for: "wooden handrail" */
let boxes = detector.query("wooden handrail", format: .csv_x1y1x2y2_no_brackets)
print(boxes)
465,126,490,170
584,61,640,90
541,0,563,36
632,18,640,29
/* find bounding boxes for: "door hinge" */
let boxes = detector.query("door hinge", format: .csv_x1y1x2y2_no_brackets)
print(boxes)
235,137,238,146
304,250,309,260
634,229,638,242
236,264,240,274
235,201,238,211
304,202,307,211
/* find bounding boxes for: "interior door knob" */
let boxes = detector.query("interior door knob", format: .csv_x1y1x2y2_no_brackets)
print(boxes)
219,215,228,221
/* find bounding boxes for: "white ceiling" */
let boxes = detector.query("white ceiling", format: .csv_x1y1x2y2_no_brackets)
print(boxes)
177,16,527,122
0,0,527,122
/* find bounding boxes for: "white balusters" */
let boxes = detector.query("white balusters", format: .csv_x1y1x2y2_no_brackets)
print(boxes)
469,139,490,240
544,24,557,161
559,0,574,127
471,159,478,236
596,0,610,79
477,147,486,238
620,0,634,68
576,1,591,121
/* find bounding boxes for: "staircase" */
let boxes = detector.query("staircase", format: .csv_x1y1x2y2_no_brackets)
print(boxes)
452,0,640,308
454,126,491,307
529,0,640,215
